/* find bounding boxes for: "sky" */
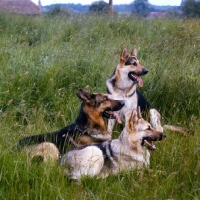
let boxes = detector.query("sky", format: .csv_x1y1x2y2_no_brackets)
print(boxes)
31,0,182,7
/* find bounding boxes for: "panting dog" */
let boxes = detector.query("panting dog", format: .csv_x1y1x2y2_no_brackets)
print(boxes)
60,107,166,180
19,88,124,162
106,46,163,133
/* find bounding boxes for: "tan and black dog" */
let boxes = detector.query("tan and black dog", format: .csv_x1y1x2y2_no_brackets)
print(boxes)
19,88,124,162
60,107,166,180
106,46,187,135
106,46,163,133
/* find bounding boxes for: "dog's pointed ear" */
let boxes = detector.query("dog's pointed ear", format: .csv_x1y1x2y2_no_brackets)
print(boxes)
120,46,128,64
76,88,96,105
76,88,91,101
137,106,142,119
127,109,138,131
132,108,139,123
130,46,137,57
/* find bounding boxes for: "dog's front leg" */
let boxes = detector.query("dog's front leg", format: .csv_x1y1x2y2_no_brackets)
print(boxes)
107,118,116,134
89,130,112,142
149,108,163,132
92,134,111,142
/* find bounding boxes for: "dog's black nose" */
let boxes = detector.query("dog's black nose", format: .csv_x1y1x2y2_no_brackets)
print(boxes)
143,69,148,74
163,133,167,138
119,101,125,107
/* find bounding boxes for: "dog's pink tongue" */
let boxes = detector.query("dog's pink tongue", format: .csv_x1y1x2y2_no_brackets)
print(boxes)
132,75,143,87
136,76,143,87
113,112,122,124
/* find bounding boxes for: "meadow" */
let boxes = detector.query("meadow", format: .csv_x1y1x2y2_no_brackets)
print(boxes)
0,12,200,199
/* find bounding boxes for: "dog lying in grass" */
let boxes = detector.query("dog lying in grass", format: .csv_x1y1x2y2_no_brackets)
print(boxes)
60,107,166,180
19,88,124,162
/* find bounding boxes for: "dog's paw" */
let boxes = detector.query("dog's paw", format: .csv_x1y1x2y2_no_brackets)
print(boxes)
149,109,163,132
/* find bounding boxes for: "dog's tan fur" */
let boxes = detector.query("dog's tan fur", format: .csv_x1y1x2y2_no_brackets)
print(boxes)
60,107,166,180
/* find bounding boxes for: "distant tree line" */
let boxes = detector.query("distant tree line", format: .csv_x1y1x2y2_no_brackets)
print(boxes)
43,0,200,18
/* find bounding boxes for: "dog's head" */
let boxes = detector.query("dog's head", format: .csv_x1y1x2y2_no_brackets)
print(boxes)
124,107,166,151
119,46,148,87
76,88,124,122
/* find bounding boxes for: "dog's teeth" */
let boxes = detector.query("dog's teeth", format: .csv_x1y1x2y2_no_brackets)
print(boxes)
144,140,149,145
144,140,156,150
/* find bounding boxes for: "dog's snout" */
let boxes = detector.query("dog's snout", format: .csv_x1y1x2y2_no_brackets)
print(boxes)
159,133,166,141
143,69,148,74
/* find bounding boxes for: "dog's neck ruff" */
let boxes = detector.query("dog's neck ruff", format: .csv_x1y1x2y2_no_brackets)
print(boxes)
99,141,118,168
127,90,136,98
117,86,127,92
117,83,136,92
115,87,136,98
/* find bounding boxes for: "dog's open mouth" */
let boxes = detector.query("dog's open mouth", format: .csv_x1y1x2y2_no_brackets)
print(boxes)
128,73,143,87
142,133,166,151
103,111,122,124
143,140,156,151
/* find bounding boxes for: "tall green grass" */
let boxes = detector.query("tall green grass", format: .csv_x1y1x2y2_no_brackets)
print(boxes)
0,13,200,199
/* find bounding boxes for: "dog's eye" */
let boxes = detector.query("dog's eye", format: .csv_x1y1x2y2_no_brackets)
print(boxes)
104,96,109,101
132,62,137,66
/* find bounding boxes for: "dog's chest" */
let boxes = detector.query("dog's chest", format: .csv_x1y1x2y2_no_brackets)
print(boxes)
116,92,138,118
119,152,150,169
125,93,138,108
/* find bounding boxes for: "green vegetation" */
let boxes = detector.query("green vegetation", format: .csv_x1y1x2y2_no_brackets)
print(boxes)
0,12,200,199
89,1,109,14
182,0,200,18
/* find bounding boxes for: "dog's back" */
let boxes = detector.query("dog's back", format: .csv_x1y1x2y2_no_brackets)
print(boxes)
61,145,104,179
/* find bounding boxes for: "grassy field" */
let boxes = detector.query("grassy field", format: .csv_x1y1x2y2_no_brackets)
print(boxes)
0,12,200,199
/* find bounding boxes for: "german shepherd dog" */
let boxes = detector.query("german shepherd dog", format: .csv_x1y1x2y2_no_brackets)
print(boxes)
19,88,124,162
106,46,163,133
60,107,166,180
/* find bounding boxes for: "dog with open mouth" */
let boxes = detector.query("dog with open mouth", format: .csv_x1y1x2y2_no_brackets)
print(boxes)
18,88,124,162
106,46,164,134
60,107,166,180
106,46,188,135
